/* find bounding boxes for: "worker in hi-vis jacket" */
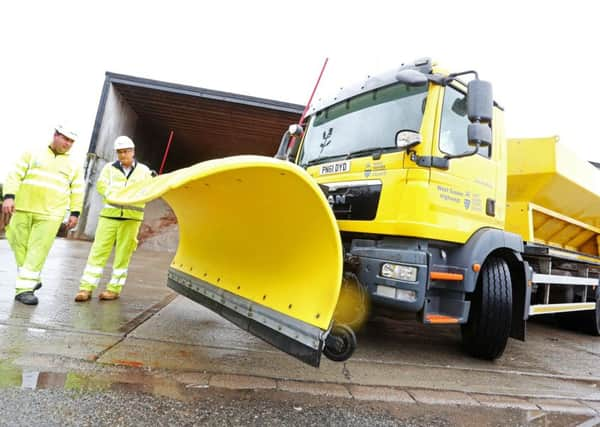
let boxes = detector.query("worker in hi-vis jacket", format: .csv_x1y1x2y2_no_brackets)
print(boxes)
2,124,84,305
75,136,153,302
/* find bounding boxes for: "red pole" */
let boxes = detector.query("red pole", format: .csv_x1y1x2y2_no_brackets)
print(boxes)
159,130,174,175
287,58,329,153
300,57,328,125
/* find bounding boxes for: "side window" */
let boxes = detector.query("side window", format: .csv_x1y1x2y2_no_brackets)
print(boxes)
439,86,491,158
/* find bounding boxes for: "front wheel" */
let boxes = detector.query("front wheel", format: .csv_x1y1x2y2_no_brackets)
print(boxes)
461,257,512,360
323,324,357,362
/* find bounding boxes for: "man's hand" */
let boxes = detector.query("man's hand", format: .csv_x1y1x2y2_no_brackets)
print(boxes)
66,215,79,230
2,199,15,223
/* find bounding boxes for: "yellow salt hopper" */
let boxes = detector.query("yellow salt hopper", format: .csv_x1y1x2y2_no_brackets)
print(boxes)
506,137,600,316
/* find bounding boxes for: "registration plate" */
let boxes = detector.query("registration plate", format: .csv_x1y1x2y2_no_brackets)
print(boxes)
320,160,350,175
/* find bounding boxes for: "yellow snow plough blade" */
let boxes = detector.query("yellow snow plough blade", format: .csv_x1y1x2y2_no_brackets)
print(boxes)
108,155,343,366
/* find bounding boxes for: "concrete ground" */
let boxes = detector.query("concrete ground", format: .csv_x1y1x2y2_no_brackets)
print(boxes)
2,238,600,424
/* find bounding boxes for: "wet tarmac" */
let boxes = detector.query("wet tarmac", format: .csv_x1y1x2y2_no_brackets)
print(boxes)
2,238,600,424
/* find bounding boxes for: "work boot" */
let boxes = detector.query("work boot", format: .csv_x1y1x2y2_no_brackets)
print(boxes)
15,291,38,305
99,290,119,301
74,290,92,302
34,282,42,291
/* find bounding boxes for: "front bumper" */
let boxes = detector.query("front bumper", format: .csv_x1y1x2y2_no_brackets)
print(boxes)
349,240,429,313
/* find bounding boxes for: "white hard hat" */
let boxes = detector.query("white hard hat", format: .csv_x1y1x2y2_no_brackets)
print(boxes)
55,123,78,141
114,136,135,150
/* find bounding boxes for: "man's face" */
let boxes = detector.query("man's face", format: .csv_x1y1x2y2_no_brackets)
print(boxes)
52,132,75,154
117,148,135,166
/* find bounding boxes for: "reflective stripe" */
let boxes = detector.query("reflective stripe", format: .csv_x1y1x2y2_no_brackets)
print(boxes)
22,179,69,194
16,278,38,288
84,265,104,275
109,278,127,286
28,169,69,185
81,274,101,285
19,268,40,280
71,187,84,194
529,302,595,315
112,268,128,276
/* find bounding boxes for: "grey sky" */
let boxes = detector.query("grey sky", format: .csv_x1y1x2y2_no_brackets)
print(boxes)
1,0,599,179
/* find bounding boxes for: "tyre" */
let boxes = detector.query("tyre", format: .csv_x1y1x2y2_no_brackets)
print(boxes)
323,324,357,362
583,289,600,336
461,257,512,359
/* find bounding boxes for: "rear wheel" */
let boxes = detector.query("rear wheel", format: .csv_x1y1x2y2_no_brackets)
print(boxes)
557,289,600,335
583,289,600,336
461,257,512,359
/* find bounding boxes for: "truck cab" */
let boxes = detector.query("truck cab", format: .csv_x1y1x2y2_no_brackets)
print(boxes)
285,58,526,359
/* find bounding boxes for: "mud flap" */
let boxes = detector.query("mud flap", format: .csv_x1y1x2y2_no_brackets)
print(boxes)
108,156,343,366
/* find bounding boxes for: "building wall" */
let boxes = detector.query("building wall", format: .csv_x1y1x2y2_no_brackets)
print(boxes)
78,84,138,239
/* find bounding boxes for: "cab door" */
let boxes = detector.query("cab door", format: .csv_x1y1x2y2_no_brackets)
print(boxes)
428,84,502,243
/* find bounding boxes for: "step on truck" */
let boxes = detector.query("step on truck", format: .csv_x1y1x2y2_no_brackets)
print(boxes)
109,58,600,367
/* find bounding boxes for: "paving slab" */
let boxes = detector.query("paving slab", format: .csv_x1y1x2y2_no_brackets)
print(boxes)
210,374,276,390
277,380,351,398
582,400,600,413
470,393,539,410
409,389,480,406
531,398,597,415
348,385,415,403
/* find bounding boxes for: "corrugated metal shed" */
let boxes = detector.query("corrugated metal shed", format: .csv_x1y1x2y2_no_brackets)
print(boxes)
89,72,303,173
79,72,304,239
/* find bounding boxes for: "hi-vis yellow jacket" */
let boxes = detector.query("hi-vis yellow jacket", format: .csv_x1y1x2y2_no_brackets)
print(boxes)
3,146,84,218
97,161,152,220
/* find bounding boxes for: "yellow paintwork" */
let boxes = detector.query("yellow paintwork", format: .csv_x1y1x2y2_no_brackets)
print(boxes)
506,137,600,256
302,82,505,244
529,302,595,315
108,155,343,330
332,274,370,331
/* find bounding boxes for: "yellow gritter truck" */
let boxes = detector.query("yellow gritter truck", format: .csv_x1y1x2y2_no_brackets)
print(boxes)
109,58,600,367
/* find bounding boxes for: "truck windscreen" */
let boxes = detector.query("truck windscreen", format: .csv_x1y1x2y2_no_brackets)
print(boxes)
299,83,428,167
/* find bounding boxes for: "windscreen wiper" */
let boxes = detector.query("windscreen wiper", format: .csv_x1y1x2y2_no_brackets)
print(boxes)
345,146,398,160
303,154,350,168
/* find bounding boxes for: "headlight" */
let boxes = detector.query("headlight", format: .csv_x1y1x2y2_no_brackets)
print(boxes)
381,263,418,282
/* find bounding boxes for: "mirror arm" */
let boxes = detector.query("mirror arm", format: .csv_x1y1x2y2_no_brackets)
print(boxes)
427,74,449,86
444,143,480,161
448,70,479,80
274,131,292,160
275,124,305,161
408,150,450,170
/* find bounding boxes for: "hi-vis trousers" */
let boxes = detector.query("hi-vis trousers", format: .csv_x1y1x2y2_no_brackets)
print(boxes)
79,217,141,294
6,211,63,295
